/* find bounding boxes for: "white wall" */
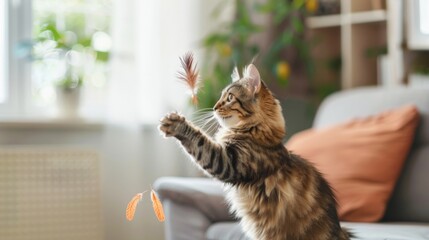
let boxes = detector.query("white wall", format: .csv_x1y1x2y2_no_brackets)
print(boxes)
0,124,194,240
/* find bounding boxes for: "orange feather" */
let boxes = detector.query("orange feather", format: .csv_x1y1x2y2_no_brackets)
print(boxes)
126,193,143,221
151,190,165,222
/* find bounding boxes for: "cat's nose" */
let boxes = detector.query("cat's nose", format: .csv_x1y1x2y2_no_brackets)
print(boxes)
213,102,220,111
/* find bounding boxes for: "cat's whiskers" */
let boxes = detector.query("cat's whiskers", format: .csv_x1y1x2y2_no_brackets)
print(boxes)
191,110,214,124
191,108,214,116
198,115,216,130
192,113,214,126
191,110,220,135
205,119,220,135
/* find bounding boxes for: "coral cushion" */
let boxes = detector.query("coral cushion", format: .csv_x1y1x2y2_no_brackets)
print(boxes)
286,105,419,222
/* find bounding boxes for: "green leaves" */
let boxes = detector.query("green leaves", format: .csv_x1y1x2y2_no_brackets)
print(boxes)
56,74,83,89
204,33,229,47
292,0,306,9
96,51,110,62
199,0,312,109
32,8,111,90
292,17,304,32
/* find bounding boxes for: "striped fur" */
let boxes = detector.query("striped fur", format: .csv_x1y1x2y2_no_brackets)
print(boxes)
159,64,352,240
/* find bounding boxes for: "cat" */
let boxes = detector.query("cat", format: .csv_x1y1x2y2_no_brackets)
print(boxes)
159,64,352,240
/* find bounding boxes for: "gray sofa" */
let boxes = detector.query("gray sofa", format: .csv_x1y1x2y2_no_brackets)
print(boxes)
154,86,429,240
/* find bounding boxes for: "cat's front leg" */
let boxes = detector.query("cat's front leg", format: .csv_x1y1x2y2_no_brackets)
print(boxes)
159,112,240,182
159,112,208,152
159,112,211,162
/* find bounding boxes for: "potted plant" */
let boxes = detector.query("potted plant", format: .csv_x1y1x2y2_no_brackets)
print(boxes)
32,13,110,118
409,52,429,88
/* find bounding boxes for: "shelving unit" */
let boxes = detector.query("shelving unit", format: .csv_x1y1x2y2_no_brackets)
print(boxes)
307,10,387,28
306,0,403,90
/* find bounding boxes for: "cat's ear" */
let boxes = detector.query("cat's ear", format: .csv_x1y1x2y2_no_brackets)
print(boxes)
243,64,261,95
231,66,240,82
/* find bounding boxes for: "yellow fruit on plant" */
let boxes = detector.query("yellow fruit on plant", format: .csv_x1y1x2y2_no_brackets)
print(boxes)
217,43,232,57
306,0,318,13
276,61,290,81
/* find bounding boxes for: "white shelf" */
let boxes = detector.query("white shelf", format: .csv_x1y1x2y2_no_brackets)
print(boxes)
307,10,387,29
350,10,387,24
306,14,341,29
307,0,403,88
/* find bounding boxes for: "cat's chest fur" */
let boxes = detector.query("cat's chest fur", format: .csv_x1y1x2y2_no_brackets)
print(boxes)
222,164,319,240
224,181,288,240
224,171,297,217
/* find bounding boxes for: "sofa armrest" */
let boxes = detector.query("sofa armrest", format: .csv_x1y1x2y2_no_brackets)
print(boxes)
153,177,233,222
153,177,235,240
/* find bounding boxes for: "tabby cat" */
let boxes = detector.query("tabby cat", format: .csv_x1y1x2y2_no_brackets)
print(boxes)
159,64,352,240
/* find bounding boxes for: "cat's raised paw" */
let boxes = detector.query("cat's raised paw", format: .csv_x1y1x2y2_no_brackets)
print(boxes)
159,112,186,138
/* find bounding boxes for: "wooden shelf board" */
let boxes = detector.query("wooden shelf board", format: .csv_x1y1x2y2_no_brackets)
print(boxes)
306,14,342,29
350,10,387,24
306,10,387,29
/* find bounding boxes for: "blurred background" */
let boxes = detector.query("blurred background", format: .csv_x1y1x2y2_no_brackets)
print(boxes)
1,0,428,239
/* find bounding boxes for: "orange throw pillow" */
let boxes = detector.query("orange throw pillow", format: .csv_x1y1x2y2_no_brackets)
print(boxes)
286,105,419,222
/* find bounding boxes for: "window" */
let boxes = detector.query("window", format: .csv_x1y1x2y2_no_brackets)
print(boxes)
420,0,429,34
1,0,111,118
1,0,36,116
3,0,197,121
408,0,429,49
0,0,7,103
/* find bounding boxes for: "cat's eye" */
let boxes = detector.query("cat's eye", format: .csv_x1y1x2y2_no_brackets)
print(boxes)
227,93,234,102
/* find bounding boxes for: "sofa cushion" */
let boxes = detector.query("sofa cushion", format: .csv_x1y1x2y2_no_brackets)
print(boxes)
206,222,250,240
206,222,429,240
286,105,419,222
311,86,429,222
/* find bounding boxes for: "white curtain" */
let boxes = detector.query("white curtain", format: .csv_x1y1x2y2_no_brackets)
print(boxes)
107,0,233,124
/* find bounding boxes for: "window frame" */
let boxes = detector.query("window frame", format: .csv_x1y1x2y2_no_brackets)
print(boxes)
0,0,32,117
0,0,9,106
407,0,429,49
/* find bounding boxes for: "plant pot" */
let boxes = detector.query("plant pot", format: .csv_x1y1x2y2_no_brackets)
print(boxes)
55,87,81,118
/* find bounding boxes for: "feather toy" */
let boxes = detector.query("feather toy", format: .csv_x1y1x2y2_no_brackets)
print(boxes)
126,192,143,221
177,52,200,105
150,189,165,222
125,189,165,223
